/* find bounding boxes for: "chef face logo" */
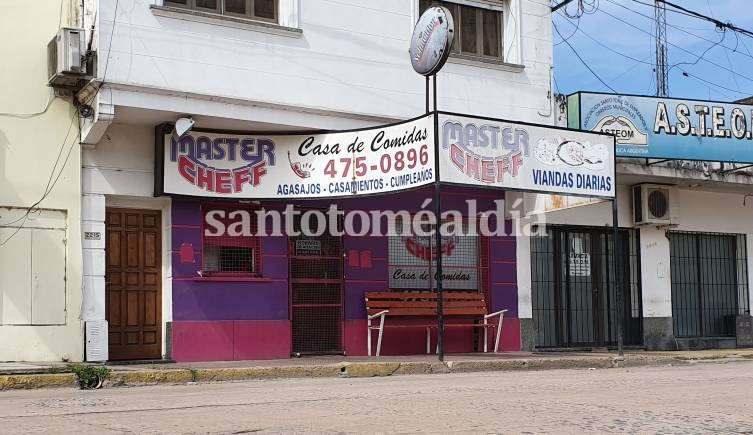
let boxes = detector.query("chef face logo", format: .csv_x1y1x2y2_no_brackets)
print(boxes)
534,139,608,171
404,235,456,261
593,115,648,145
170,135,276,194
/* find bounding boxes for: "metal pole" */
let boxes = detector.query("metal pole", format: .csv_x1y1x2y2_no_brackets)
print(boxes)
426,76,430,115
433,74,444,361
612,199,624,357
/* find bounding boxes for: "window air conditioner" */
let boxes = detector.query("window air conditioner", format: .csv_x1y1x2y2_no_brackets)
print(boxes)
632,184,679,226
47,28,90,89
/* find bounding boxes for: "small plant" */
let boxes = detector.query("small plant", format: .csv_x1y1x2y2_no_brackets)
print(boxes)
67,363,110,390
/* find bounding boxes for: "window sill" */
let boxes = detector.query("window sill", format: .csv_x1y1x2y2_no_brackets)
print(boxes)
192,276,273,283
447,55,525,73
150,5,303,38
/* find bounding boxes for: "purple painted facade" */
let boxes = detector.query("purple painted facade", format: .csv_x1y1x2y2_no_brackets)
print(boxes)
169,187,520,361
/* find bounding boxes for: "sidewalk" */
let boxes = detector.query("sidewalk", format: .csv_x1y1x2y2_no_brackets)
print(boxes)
2,349,753,391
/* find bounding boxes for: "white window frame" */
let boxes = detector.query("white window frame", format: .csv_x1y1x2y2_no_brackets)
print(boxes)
415,0,523,67
153,0,301,36
163,0,279,23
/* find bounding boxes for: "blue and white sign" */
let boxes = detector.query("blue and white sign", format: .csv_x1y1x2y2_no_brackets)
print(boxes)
569,92,753,163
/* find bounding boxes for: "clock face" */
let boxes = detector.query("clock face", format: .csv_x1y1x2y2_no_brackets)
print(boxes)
409,6,455,76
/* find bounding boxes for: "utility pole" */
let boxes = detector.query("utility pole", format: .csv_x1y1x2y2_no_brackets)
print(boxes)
655,0,669,96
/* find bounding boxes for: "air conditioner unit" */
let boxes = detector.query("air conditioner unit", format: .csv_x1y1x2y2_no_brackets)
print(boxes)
47,27,89,89
632,184,680,226
85,320,109,362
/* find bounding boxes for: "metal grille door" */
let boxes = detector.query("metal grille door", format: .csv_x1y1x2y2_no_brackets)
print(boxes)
289,214,343,354
531,226,642,349
670,232,749,338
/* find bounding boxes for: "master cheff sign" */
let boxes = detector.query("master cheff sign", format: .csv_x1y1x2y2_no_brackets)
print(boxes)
569,92,753,163
157,116,435,199
438,113,616,198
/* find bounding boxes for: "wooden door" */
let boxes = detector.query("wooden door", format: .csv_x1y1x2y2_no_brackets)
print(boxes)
105,208,162,360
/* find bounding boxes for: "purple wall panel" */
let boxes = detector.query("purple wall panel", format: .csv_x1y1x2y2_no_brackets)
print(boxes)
345,258,388,281
172,254,200,278
344,236,387,255
172,200,202,225
261,255,288,279
262,235,287,255
172,280,288,321
345,281,387,319
169,187,520,327
491,238,516,262
171,226,202,251
490,283,518,316
491,261,517,284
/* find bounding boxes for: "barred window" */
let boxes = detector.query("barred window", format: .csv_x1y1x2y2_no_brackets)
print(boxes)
419,0,503,62
670,232,749,338
165,0,278,22
387,216,484,292
202,204,262,277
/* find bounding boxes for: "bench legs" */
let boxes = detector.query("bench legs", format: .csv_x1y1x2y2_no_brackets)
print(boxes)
369,310,507,356
367,310,388,356
483,309,508,353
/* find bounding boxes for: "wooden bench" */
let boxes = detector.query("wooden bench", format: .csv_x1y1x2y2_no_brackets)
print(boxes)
365,291,507,356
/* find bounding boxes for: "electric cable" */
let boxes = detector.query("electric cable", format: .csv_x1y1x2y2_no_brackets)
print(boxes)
553,21,617,92
0,0,120,245
612,0,753,62
596,6,753,86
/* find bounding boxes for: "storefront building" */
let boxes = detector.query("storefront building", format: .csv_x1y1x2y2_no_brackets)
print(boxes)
80,0,561,361
525,92,753,351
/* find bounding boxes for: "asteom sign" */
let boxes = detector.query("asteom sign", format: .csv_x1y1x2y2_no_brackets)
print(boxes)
438,113,616,198
569,92,753,163
409,6,454,76
156,116,435,199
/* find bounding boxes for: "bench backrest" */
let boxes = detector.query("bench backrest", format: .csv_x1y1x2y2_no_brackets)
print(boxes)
365,291,488,317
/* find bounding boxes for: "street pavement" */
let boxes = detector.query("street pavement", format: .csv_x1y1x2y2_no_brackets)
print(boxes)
1,360,752,434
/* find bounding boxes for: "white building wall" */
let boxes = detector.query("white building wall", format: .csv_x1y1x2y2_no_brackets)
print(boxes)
0,1,84,361
95,0,553,125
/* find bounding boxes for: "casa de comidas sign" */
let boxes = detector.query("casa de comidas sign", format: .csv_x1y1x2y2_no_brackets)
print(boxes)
155,113,615,200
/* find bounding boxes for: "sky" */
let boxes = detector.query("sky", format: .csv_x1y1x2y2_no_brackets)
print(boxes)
552,0,753,102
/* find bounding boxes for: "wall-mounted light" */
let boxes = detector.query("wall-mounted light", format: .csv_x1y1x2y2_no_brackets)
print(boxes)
173,116,195,139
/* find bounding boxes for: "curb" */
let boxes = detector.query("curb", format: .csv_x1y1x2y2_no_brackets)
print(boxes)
0,354,747,391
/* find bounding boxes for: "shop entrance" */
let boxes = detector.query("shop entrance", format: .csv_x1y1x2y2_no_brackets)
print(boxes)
289,213,344,354
105,208,162,360
531,226,643,349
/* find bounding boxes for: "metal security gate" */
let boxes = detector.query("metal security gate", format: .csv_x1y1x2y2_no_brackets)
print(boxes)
289,213,344,354
670,232,749,338
531,226,643,349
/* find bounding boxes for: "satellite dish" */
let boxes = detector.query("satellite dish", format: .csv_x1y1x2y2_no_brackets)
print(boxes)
409,6,455,76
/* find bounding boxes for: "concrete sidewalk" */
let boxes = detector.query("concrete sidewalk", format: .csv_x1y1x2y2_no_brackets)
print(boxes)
2,349,753,391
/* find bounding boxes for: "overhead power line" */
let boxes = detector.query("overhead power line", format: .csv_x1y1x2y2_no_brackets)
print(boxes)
620,0,753,62
557,13,653,65
597,5,753,86
659,0,753,39
553,22,617,92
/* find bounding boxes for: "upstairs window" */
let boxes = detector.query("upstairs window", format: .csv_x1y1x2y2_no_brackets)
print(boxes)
419,0,503,62
165,0,278,23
